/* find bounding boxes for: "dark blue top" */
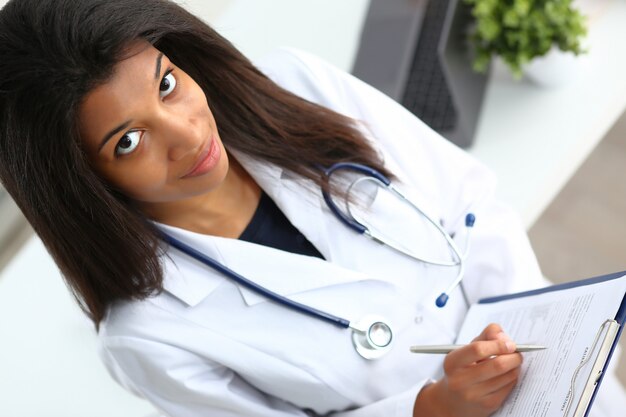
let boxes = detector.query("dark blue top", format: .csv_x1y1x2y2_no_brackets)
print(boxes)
239,192,325,260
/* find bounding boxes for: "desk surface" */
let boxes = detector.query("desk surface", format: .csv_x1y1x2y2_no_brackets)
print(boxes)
469,0,626,227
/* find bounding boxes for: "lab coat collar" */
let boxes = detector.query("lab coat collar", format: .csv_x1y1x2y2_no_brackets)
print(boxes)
158,224,227,307
234,152,372,268
157,153,368,307
158,225,369,308
234,151,335,262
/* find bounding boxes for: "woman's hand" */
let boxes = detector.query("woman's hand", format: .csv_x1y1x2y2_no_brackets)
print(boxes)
413,323,522,417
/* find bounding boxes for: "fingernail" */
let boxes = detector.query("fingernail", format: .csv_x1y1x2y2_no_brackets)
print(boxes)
506,341,516,353
497,331,512,342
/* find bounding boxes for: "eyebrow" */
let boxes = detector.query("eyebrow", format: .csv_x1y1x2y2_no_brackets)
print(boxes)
98,119,132,153
154,52,164,81
97,53,165,153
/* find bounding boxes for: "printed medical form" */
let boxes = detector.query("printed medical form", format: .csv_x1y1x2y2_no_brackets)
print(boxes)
455,274,626,417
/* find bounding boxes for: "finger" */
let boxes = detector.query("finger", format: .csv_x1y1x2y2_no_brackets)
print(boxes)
445,339,517,370
472,364,521,395
445,367,520,413
475,378,518,413
472,323,504,342
475,332,516,363
458,352,522,384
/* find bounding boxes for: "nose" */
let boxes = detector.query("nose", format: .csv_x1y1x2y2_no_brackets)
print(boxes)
166,117,202,161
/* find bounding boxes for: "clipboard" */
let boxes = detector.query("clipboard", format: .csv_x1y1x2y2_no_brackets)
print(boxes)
473,270,626,417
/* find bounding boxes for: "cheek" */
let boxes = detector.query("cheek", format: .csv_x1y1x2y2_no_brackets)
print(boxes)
98,159,170,200
187,84,214,126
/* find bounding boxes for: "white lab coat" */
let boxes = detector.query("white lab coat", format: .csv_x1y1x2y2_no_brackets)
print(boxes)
98,48,625,417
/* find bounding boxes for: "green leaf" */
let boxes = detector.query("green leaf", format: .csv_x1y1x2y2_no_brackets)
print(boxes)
503,9,520,27
465,0,588,78
477,17,501,41
513,0,531,17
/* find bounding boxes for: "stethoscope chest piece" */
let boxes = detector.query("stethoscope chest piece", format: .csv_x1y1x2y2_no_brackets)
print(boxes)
350,315,393,360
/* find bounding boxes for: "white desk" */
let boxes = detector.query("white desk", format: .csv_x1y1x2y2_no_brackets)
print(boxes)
2,1,626,416
469,1,626,228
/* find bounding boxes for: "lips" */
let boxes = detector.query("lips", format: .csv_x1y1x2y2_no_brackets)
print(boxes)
182,137,220,178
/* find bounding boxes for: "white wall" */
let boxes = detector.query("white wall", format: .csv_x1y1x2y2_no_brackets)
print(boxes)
208,0,368,71
0,1,368,416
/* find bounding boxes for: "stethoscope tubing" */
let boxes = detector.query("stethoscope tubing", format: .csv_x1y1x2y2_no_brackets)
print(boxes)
323,164,471,269
322,162,390,235
345,177,463,267
322,163,474,308
161,162,473,360
162,232,351,329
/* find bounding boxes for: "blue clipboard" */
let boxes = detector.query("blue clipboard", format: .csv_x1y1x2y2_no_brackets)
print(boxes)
479,270,626,417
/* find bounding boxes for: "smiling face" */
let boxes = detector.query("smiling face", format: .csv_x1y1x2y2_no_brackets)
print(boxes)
79,42,230,215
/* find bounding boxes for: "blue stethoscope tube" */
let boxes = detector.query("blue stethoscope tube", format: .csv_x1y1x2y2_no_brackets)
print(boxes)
161,162,475,360
322,163,475,307
162,233,350,329
162,232,392,359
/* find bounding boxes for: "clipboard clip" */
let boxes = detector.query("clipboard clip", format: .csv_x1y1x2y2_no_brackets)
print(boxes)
563,319,620,417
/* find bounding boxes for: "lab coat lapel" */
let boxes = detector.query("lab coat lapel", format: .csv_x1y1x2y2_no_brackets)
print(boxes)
160,152,449,309
231,153,375,305
160,221,369,308
158,223,229,306
160,153,369,307
234,152,336,262
238,153,456,294
235,151,392,274
215,239,369,306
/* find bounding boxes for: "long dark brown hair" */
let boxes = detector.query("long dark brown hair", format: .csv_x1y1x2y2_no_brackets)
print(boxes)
0,0,393,326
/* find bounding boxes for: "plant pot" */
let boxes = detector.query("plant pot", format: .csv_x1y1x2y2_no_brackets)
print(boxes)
523,47,586,88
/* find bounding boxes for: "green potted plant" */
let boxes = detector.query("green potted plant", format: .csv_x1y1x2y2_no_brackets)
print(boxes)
464,0,588,80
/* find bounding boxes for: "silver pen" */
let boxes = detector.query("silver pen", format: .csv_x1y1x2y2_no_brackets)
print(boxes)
410,344,547,354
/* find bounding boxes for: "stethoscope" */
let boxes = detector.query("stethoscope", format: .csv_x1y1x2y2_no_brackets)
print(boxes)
162,162,475,360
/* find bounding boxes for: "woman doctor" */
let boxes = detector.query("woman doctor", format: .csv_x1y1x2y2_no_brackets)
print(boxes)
1,0,623,416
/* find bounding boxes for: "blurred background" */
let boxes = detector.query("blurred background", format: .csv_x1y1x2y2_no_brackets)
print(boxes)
1,0,625,416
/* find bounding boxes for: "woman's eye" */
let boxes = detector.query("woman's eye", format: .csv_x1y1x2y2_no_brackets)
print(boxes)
159,71,177,98
115,131,141,156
